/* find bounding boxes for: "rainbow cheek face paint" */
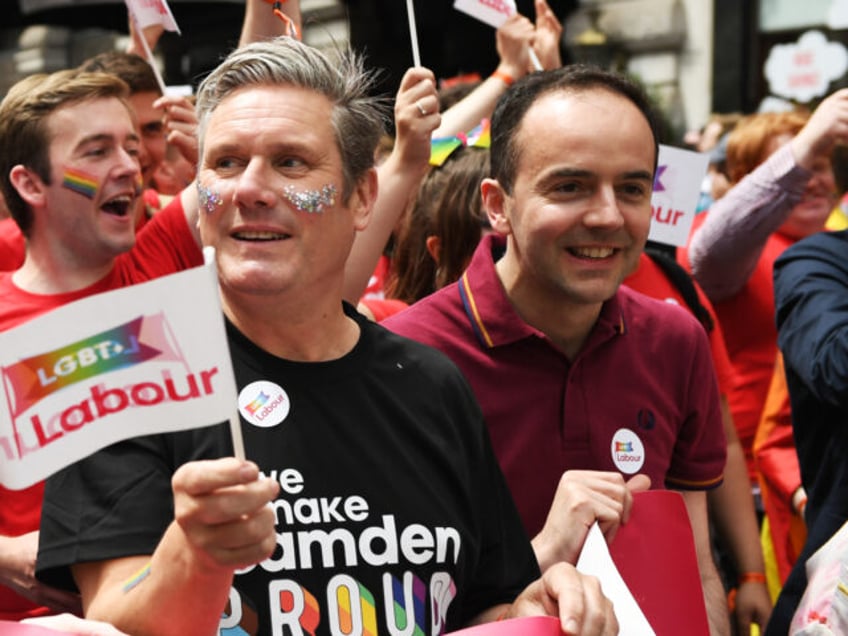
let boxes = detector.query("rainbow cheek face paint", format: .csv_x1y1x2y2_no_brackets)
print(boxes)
62,167,99,199
282,184,338,214
197,181,224,214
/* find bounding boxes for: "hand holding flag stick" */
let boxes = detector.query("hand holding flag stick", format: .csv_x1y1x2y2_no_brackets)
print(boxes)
454,0,549,72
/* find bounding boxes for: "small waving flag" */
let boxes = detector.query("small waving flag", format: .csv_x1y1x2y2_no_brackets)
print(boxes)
430,118,491,166
124,0,180,34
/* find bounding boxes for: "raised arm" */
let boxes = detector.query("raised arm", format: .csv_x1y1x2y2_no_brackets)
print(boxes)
343,67,439,303
240,0,302,45
433,13,535,138
689,89,848,302
531,0,563,71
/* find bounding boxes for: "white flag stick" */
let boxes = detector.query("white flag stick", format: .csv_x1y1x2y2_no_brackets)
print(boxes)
406,0,422,67
528,47,543,71
202,247,245,461
131,12,168,96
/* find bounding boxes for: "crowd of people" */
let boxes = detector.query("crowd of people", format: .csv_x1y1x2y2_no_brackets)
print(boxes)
2,0,848,635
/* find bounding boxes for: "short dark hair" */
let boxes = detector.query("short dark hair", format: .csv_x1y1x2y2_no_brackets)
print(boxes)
490,65,662,194
78,51,161,96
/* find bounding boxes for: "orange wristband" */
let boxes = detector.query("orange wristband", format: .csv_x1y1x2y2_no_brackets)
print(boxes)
739,572,766,585
491,70,515,86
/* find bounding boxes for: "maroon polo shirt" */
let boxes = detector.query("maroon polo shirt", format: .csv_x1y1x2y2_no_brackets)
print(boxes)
383,234,726,537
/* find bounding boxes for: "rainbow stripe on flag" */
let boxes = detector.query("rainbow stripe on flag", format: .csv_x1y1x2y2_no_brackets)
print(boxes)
458,118,490,148
429,118,491,167
62,167,99,199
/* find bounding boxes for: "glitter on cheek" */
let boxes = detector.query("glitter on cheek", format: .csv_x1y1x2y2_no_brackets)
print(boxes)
282,184,338,214
197,181,224,214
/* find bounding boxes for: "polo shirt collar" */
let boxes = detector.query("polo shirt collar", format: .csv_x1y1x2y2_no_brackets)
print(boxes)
459,233,627,350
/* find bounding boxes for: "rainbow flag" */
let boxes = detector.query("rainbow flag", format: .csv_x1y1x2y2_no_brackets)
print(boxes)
0,251,237,491
429,118,491,167
615,441,634,453
62,167,99,199
429,137,463,167
458,118,490,148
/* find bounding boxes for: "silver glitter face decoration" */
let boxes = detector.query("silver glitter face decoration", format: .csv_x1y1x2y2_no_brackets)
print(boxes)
282,184,338,214
197,181,224,214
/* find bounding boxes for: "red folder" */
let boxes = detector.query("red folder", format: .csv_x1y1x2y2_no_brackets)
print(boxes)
608,490,710,635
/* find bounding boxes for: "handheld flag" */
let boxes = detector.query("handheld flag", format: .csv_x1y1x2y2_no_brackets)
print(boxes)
430,118,491,166
453,0,542,69
0,253,238,490
453,0,516,29
124,0,181,95
124,0,180,34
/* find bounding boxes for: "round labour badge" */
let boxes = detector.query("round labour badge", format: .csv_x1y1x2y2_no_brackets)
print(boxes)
610,427,645,474
238,380,290,427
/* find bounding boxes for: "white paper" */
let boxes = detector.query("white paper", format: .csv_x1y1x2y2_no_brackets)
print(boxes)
576,523,656,635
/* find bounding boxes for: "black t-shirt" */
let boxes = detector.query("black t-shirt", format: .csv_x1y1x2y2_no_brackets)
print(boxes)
38,306,539,635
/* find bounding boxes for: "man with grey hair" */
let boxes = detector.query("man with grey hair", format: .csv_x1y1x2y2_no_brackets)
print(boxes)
37,37,616,636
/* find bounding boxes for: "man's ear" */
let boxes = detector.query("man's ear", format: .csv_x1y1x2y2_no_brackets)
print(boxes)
9,165,47,209
480,177,511,236
351,167,379,232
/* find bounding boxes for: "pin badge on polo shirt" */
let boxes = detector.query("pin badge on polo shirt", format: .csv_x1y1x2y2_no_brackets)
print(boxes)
238,380,290,427
611,428,645,474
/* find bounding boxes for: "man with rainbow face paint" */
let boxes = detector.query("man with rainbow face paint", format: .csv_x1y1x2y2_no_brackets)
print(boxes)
37,37,618,636
0,68,202,623
0,52,198,274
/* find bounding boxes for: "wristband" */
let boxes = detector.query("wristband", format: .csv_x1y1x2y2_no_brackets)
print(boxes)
491,70,515,86
739,572,766,585
262,0,301,40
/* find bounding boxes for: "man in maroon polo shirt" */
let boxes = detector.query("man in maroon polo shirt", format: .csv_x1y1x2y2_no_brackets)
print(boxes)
383,65,729,635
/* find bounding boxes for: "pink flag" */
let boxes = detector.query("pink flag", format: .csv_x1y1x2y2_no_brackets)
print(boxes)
124,0,181,34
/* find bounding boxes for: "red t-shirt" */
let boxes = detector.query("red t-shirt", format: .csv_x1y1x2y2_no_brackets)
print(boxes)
624,252,735,396
680,213,794,480
0,218,25,273
0,195,201,620
0,197,162,274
